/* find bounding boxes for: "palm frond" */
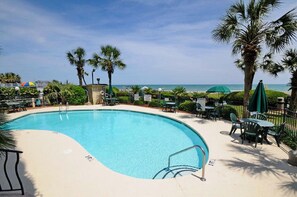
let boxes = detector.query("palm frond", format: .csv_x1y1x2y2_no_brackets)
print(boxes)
267,9,297,52
0,113,15,151
229,0,246,20
282,48,297,72
260,52,284,76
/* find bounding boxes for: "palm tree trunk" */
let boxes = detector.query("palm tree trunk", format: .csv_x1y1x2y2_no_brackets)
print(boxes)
77,68,83,86
243,54,256,118
108,71,112,98
82,75,87,86
289,71,297,112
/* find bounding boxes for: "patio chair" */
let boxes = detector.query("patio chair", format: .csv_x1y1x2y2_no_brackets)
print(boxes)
196,103,206,118
267,122,286,147
19,101,27,111
196,103,202,117
242,121,263,148
251,113,267,120
209,108,220,121
229,113,242,135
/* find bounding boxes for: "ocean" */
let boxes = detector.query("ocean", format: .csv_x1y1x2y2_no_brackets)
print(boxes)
114,84,291,93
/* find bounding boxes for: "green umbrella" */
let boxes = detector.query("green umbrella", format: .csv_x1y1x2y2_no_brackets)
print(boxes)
248,80,268,113
206,86,231,94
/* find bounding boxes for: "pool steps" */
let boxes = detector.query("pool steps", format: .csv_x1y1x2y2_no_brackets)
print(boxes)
153,145,206,181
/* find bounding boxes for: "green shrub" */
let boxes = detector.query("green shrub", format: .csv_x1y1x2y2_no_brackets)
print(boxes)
192,92,208,99
266,90,288,107
106,86,119,96
0,87,39,99
217,105,238,120
224,91,244,105
118,96,130,104
224,90,288,107
148,100,161,107
133,100,144,105
64,85,87,105
117,91,130,97
178,100,196,113
282,129,297,150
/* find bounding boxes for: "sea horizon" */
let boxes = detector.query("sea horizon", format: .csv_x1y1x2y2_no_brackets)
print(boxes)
114,83,291,93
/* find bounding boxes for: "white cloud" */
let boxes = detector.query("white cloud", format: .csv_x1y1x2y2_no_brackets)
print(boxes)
0,0,294,86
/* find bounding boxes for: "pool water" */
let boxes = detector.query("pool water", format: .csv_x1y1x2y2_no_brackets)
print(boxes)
5,110,209,179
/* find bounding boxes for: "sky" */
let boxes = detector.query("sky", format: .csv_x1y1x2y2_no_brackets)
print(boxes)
0,0,296,85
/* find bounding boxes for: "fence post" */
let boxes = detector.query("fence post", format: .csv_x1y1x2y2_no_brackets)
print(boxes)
283,98,288,123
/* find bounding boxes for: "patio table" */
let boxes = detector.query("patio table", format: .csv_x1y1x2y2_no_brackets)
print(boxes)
163,102,176,113
6,101,21,112
241,118,274,144
104,98,118,106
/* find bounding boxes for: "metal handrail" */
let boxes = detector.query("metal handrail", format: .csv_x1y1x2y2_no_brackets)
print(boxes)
167,145,206,181
59,102,69,112
0,149,24,195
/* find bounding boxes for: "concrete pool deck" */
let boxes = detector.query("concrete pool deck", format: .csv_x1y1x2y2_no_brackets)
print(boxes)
2,104,296,196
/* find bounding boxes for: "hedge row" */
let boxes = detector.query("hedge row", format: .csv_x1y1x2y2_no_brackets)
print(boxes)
0,87,39,100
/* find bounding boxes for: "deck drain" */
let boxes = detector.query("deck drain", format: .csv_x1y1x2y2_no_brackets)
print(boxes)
208,159,216,166
85,155,93,161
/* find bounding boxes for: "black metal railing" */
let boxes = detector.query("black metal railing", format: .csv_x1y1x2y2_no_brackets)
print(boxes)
0,149,24,195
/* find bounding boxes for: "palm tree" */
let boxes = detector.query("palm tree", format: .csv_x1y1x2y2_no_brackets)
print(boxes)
130,85,141,94
212,0,297,117
282,49,297,111
89,45,126,97
0,73,21,83
172,86,186,105
67,47,87,86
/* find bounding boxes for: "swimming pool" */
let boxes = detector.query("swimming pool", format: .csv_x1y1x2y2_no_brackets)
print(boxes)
5,110,209,179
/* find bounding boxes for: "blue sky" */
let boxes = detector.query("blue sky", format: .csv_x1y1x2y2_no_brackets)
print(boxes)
0,0,296,85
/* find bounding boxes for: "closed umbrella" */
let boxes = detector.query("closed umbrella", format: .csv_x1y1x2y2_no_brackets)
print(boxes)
248,80,268,113
206,86,231,94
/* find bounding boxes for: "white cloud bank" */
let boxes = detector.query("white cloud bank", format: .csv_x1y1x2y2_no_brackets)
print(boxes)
0,0,295,85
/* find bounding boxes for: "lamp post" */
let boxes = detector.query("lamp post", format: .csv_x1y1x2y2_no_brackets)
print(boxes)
91,69,96,85
96,78,100,85
15,86,20,99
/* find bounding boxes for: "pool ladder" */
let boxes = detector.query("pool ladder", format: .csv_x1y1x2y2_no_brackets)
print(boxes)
59,102,69,113
153,145,206,181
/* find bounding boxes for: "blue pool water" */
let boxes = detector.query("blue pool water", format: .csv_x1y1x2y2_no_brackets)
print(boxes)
5,110,209,179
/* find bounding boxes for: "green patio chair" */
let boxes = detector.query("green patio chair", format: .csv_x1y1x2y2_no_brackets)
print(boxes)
196,103,206,118
209,107,220,121
229,113,242,135
267,122,286,147
242,121,263,148
251,113,267,120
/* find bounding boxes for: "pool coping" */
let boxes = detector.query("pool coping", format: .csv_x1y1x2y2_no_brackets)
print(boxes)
2,104,297,197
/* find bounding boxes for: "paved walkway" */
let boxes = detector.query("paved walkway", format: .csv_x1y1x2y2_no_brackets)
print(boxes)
1,105,296,196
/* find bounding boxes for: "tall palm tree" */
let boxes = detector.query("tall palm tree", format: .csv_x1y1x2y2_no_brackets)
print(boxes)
89,45,126,97
212,0,297,117
282,49,297,111
67,47,87,86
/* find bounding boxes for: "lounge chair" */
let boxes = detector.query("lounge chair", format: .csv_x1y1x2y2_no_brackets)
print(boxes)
242,121,263,148
229,113,242,135
267,122,286,147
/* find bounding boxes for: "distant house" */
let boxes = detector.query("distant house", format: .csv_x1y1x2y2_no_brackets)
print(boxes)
35,80,50,92
0,82,20,88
